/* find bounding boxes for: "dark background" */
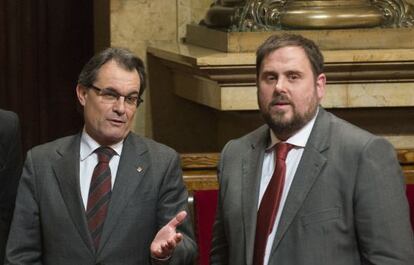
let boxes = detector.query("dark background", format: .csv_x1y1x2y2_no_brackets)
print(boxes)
0,0,95,153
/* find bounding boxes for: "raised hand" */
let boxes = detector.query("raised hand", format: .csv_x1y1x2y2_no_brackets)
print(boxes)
150,211,187,259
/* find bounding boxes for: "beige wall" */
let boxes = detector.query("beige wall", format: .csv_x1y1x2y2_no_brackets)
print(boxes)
109,0,212,137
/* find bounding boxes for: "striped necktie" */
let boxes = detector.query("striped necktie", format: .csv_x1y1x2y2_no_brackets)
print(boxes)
86,146,116,250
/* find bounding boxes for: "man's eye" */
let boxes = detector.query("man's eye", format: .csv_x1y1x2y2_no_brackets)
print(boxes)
101,91,118,99
288,74,299,80
126,96,138,104
265,75,277,83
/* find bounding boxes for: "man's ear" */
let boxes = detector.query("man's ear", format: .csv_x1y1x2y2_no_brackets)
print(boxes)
315,73,326,100
76,85,87,106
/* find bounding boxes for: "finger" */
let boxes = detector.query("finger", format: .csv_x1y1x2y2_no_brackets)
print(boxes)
162,242,172,250
153,245,165,257
167,211,187,229
174,233,183,244
162,233,182,251
166,239,177,249
161,240,175,253
156,234,183,257
163,235,181,251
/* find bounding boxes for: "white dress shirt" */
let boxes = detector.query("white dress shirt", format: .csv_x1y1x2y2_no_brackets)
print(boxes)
259,109,318,265
79,130,123,210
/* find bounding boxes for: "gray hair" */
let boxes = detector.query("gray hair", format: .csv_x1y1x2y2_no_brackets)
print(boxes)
78,47,146,98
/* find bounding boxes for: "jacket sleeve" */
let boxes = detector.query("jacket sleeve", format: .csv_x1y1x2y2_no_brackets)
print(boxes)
354,137,414,264
0,112,23,221
154,151,197,265
210,141,232,265
5,150,43,265
0,112,23,262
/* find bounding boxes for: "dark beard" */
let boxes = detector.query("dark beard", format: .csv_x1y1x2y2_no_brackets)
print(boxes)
261,99,318,140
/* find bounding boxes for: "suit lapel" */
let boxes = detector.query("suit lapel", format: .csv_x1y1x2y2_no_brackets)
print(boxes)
98,133,148,253
53,134,95,253
269,108,330,255
242,126,269,265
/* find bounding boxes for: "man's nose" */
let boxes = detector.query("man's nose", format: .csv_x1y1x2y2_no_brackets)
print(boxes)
112,96,126,114
274,77,287,94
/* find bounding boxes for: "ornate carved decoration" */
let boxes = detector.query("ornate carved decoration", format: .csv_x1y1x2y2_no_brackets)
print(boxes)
233,0,288,31
202,0,414,30
372,0,414,26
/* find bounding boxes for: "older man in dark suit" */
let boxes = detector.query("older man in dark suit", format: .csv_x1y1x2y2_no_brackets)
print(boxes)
6,48,197,265
0,109,22,263
210,34,414,265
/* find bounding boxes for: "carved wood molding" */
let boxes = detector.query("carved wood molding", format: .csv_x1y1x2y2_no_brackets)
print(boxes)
182,153,220,191
181,153,219,169
398,149,414,184
182,149,414,191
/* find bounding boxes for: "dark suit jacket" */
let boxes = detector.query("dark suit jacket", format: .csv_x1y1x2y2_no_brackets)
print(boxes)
6,132,196,265
211,108,414,265
0,110,22,264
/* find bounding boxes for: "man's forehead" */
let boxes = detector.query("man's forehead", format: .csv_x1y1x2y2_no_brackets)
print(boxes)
97,60,138,76
96,61,139,81
267,46,306,60
261,47,310,70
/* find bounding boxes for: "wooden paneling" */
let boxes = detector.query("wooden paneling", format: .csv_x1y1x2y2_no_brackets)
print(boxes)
182,149,414,190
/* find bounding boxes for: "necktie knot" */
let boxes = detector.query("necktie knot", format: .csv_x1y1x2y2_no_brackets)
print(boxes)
95,146,116,164
276,142,293,161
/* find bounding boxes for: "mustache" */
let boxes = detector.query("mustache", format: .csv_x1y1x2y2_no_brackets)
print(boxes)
269,94,292,106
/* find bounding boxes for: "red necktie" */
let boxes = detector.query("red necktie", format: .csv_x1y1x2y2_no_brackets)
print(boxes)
86,146,116,250
253,142,293,265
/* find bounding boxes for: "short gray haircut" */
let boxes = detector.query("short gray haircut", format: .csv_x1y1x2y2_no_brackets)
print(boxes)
78,47,146,98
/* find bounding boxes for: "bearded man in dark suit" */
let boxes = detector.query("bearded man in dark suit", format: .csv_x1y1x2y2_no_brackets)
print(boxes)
211,34,414,265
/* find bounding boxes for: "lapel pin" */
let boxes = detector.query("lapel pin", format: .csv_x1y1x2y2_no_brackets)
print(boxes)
137,166,143,173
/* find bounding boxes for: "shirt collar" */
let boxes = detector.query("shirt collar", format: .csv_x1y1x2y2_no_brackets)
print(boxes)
268,107,319,150
80,129,123,161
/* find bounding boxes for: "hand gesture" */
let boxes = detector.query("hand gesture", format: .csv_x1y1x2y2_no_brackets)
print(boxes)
150,211,187,259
